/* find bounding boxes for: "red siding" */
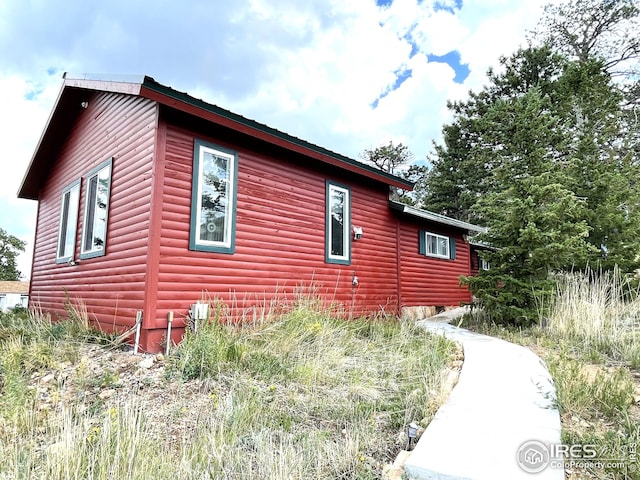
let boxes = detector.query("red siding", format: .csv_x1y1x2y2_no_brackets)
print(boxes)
29,91,157,330
398,219,472,307
28,88,477,352
151,123,399,335
470,248,481,276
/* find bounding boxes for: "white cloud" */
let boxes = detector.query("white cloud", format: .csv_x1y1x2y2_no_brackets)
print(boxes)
412,10,470,56
0,76,57,193
0,75,58,279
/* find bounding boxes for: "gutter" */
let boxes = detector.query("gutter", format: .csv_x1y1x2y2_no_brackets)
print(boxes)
389,200,487,233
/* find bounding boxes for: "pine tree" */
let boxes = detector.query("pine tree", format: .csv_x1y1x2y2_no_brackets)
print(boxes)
423,46,565,223
464,88,595,324
421,0,640,324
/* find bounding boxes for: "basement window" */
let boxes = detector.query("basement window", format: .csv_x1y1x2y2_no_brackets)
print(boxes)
190,140,238,254
419,231,456,260
80,158,112,259
326,181,351,265
56,179,81,263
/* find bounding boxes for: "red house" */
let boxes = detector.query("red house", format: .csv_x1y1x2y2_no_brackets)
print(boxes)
18,74,485,352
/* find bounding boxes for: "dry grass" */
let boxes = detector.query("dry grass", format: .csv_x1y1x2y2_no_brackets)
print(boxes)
544,268,640,367
0,297,457,479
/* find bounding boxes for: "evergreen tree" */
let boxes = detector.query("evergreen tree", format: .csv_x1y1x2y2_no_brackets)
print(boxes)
422,0,640,324
360,141,413,175
423,46,565,222
0,228,26,281
464,89,595,324
536,0,640,76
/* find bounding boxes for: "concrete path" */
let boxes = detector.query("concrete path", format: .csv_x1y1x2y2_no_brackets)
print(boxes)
403,317,564,480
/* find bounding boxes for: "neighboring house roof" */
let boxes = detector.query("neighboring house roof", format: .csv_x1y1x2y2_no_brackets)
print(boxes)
0,281,29,294
18,73,414,200
389,200,487,233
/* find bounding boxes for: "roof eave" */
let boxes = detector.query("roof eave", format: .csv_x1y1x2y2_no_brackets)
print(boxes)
18,74,414,199
17,75,146,200
17,81,67,200
389,200,487,233
62,74,144,96
139,78,414,191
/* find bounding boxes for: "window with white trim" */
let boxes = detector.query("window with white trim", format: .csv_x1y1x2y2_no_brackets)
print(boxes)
419,230,456,260
480,257,490,270
190,140,238,253
326,181,351,264
80,158,112,259
56,179,80,263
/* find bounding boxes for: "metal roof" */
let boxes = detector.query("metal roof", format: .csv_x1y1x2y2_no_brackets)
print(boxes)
389,200,487,233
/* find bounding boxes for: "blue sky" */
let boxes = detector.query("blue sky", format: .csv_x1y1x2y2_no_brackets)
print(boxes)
0,0,557,279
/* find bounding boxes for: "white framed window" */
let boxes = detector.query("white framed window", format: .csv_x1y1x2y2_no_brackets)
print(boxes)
56,179,81,263
0,295,6,312
326,181,351,264
419,230,456,260
480,257,490,270
80,158,112,259
190,140,238,253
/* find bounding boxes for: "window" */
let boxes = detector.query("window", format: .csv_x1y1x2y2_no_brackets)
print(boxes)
427,233,450,258
0,295,5,312
20,295,28,308
190,140,238,253
80,158,112,259
480,257,490,270
326,181,351,264
56,180,81,263
419,231,456,260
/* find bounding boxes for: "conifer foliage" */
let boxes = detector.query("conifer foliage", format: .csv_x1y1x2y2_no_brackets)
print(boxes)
423,0,640,324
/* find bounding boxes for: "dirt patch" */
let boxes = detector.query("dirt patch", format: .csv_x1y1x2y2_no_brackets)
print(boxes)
31,344,219,442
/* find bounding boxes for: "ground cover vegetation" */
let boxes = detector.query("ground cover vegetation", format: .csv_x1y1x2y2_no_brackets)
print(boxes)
0,297,458,479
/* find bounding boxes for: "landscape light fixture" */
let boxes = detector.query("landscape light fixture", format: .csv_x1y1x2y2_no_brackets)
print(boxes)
407,422,419,450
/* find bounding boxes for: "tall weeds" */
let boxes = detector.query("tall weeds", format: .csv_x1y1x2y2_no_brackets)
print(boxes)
544,267,640,366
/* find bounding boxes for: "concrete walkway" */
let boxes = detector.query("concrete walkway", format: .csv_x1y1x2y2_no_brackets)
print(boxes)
403,313,564,480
